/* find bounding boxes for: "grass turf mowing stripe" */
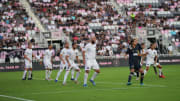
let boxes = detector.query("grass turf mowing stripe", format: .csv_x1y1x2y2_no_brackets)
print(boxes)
0,95,34,101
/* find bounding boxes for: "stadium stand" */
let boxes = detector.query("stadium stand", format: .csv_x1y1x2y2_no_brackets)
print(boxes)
0,0,39,50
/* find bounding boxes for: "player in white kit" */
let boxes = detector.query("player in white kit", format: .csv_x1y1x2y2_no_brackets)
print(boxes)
62,43,81,85
42,45,54,80
144,43,165,78
22,43,35,80
83,36,100,87
55,42,69,82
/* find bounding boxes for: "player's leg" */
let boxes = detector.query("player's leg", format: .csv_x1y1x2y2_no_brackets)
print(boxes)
83,70,89,87
90,60,100,86
22,62,29,80
157,64,165,78
136,70,140,80
55,63,65,82
73,64,80,84
127,64,134,85
45,68,49,80
83,60,91,87
71,68,75,81
144,63,150,75
28,68,33,80
63,66,71,85
22,68,28,80
139,68,144,85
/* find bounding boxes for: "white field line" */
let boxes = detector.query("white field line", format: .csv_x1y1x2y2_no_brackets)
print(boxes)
0,95,34,101
33,78,167,88
31,86,151,95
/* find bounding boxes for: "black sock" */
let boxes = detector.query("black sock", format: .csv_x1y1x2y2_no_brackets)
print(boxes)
128,72,134,82
140,73,144,83
136,72,139,77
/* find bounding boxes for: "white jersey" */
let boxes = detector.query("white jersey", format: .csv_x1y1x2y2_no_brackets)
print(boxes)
66,48,78,61
43,49,53,62
24,48,32,63
60,48,68,61
146,49,157,63
84,43,96,60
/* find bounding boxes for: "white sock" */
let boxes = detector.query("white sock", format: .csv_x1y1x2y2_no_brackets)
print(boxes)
84,72,88,84
144,70,147,75
48,70,52,78
28,71,32,78
91,72,98,81
56,69,63,80
63,71,70,84
75,71,80,81
159,68,162,76
45,70,48,79
22,70,27,79
71,69,75,79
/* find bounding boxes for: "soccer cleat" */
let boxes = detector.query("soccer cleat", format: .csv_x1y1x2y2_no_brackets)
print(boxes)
71,78,75,81
28,78,32,80
22,77,26,80
126,82,132,85
159,75,165,78
55,79,58,82
90,80,96,86
140,83,144,86
83,84,87,87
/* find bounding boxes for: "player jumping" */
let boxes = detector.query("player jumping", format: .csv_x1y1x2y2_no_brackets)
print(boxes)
62,43,81,85
83,36,100,87
144,43,165,78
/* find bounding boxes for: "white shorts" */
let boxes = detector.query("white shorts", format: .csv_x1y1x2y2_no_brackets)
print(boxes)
25,61,32,69
85,59,100,70
66,61,79,71
44,60,52,69
146,61,159,67
60,61,66,70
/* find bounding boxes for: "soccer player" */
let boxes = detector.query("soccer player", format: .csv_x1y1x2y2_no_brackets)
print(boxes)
22,43,35,80
125,39,145,85
43,45,54,80
83,36,100,87
136,43,146,80
55,42,69,82
144,43,165,78
62,43,81,85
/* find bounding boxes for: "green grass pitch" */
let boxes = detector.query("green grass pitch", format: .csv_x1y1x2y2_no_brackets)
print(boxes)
0,65,180,101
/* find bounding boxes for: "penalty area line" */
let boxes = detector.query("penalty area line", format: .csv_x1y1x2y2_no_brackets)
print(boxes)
0,94,34,101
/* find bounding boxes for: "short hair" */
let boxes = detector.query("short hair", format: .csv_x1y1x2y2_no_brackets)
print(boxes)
150,42,156,47
141,43,145,45
72,42,77,46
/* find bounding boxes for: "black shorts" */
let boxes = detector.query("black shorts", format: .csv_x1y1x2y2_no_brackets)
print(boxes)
129,59,141,70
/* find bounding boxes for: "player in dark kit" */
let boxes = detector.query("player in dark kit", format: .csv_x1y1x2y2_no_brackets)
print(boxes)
125,39,145,85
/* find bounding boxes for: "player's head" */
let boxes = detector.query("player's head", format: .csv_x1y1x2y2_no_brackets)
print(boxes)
150,43,156,49
91,36,96,44
141,43,145,49
48,44,53,50
72,42,77,49
28,42,32,49
65,42,69,48
132,38,138,45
